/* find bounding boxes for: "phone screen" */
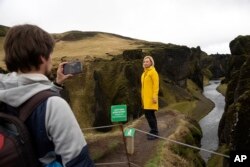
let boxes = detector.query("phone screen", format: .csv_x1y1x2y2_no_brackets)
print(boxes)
63,61,83,75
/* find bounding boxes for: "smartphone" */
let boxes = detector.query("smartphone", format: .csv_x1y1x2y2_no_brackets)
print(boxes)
63,61,83,75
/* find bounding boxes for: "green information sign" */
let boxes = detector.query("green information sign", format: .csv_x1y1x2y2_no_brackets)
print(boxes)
111,105,127,122
124,128,135,137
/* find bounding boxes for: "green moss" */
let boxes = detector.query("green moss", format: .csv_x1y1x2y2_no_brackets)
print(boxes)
0,25,9,37
203,76,210,86
207,144,230,167
144,141,165,167
173,146,203,167
170,121,204,167
230,35,250,55
187,79,202,98
216,83,227,96
91,139,121,160
145,119,204,167
159,80,177,104
188,123,202,142
167,101,197,116
170,139,204,167
234,102,241,111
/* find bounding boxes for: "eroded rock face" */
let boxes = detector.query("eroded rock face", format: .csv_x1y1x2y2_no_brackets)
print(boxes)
91,50,144,130
230,35,250,55
209,54,230,79
200,52,230,81
151,45,203,89
219,35,250,151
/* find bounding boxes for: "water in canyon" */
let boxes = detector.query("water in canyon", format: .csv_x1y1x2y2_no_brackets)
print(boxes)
199,80,225,162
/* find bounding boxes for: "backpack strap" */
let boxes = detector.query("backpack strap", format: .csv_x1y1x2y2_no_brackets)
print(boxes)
19,90,59,122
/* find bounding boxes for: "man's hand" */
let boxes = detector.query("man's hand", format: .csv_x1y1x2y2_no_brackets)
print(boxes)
56,62,73,85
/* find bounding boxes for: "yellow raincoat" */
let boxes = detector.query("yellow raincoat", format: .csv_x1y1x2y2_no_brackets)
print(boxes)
141,66,159,110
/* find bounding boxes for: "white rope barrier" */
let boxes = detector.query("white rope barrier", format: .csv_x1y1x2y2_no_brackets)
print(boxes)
82,123,230,167
95,161,128,166
129,162,141,167
81,124,121,131
134,128,230,158
95,161,142,167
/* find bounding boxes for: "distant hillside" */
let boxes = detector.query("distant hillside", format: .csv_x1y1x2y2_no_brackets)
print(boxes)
52,30,135,41
0,25,9,37
0,25,7,68
51,31,149,64
0,28,148,68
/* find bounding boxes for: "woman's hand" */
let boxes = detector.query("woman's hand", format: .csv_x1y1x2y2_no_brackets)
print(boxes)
152,97,157,104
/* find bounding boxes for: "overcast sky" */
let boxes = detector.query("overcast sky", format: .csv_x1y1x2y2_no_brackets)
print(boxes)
1,0,250,54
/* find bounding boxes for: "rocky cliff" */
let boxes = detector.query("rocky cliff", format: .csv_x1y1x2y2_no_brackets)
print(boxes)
208,54,230,79
200,53,230,81
218,35,250,157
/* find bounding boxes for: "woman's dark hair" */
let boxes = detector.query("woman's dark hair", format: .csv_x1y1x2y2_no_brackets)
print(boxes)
4,24,55,72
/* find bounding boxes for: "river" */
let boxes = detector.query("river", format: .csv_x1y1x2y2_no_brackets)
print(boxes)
199,80,225,162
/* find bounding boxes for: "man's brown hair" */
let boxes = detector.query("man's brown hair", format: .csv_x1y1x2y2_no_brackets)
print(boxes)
4,24,55,72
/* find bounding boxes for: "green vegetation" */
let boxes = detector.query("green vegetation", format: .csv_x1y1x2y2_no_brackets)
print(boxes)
145,119,204,167
167,101,197,117
202,68,213,80
169,120,204,167
0,37,5,68
186,79,202,99
203,75,210,86
217,83,227,96
165,79,206,119
0,25,9,37
91,138,122,160
207,144,230,167
230,35,250,55
144,141,165,167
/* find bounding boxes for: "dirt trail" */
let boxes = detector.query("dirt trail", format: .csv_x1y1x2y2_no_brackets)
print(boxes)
89,110,178,167
87,96,213,167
